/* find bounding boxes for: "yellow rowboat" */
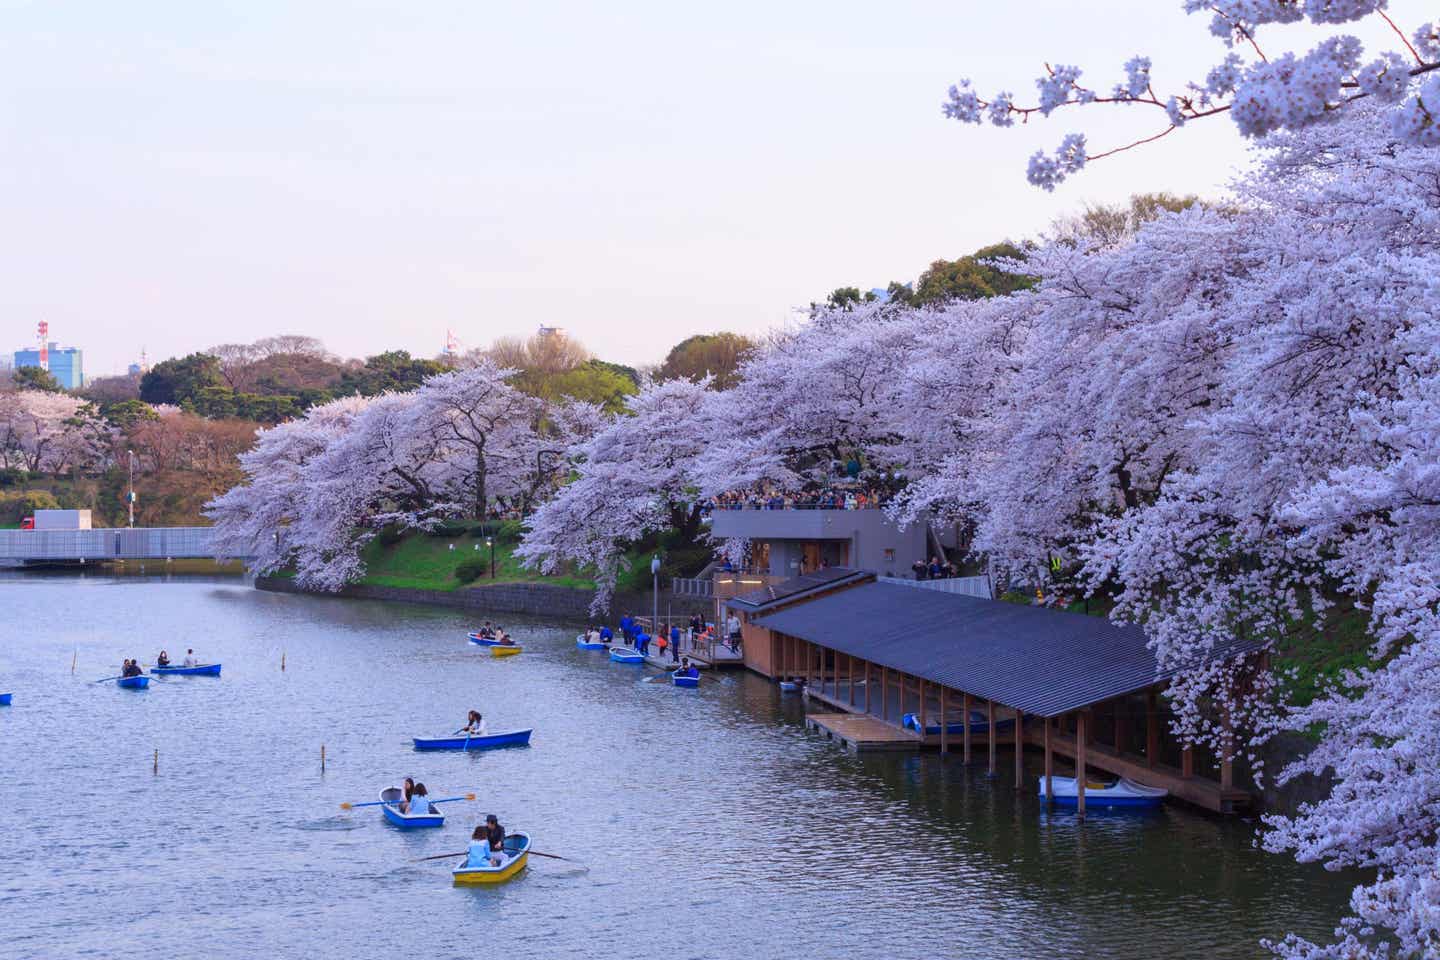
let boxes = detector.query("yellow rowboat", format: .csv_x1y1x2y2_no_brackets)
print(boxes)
491,645,523,658
453,832,530,885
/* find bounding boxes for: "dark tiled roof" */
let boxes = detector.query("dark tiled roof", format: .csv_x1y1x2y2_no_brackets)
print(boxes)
752,582,1263,717
724,568,872,613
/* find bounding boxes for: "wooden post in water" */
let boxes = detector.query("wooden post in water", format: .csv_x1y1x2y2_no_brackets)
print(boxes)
863,660,871,714
918,678,927,736
1182,745,1195,779
881,667,888,724
321,744,326,773
939,686,949,755
847,654,855,707
962,693,973,764
153,749,158,775
1043,717,1053,806
1146,690,1159,769
281,651,286,672
1076,711,1088,819
987,700,997,777
1014,707,1024,789
71,650,77,674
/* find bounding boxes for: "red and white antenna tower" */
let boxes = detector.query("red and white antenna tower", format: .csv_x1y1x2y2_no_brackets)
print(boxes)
36,321,49,370
444,329,461,357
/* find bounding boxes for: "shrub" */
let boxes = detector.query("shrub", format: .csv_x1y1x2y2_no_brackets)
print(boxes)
425,521,470,538
0,489,61,525
454,556,489,583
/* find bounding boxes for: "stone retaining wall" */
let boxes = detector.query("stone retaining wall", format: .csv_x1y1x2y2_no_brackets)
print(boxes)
254,576,711,623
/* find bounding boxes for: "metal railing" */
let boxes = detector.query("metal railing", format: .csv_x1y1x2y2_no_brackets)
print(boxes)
0,527,222,561
671,576,714,599
878,574,993,599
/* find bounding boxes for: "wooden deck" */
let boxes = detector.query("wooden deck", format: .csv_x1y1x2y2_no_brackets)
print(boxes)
805,713,922,753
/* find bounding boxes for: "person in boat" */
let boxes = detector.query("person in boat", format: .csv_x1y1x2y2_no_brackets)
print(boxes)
465,825,493,868
462,710,487,736
498,632,516,646
586,627,601,644
677,657,699,679
483,813,506,866
480,620,495,638
182,649,197,667
121,659,142,678
404,781,430,815
401,776,415,805
598,625,613,643
156,650,170,668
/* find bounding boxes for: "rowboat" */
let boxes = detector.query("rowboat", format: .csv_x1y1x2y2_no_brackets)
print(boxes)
151,663,222,677
901,710,1015,736
778,680,801,693
575,634,607,650
468,633,501,646
491,645,522,658
379,788,444,828
672,672,700,688
1038,775,1168,809
453,832,531,885
413,728,533,751
609,646,644,664
117,675,150,690
0,693,11,706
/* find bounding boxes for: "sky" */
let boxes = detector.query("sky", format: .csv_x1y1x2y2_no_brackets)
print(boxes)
0,1,1430,376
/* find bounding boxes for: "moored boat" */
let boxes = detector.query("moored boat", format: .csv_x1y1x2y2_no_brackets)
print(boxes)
491,645,522,658
452,832,531,885
151,663,222,677
609,646,644,664
778,680,801,693
672,672,699,688
575,634,607,650
468,633,501,646
116,675,150,690
413,728,533,751
902,710,1015,736
0,693,11,706
379,787,444,828
1038,775,1168,809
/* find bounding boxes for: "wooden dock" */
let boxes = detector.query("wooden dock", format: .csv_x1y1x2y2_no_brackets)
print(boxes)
805,713,922,753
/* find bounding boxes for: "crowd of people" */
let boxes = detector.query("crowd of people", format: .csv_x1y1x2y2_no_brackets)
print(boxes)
911,556,961,581
706,484,890,512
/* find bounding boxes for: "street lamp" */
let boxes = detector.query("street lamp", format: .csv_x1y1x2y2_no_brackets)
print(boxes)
651,553,661,642
486,537,495,579
126,449,136,528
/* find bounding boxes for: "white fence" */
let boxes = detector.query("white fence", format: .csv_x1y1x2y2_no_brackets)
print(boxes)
878,574,993,599
0,527,219,561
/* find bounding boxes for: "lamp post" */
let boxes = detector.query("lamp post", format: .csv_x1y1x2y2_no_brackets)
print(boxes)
651,553,660,640
487,537,495,579
126,449,136,528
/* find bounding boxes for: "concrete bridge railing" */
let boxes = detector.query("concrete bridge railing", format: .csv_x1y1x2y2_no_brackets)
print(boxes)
0,527,220,561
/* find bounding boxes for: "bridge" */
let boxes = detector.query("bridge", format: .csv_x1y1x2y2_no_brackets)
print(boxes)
0,527,223,563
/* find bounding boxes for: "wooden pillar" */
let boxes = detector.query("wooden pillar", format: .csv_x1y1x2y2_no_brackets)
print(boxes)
1182,745,1195,779
1145,690,1159,769
1076,711,1088,818
881,666,888,723
1114,699,1129,756
1220,709,1235,791
1043,717,1053,806
919,678,928,735
1013,706,1024,790
939,686,949,755
806,642,813,687
864,660,871,714
962,692,973,764
987,700,997,777
847,654,855,707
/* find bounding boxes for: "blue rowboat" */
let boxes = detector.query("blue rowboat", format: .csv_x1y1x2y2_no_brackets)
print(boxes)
609,647,644,664
453,832,530,885
151,663,222,677
672,672,699,689
117,675,150,690
1038,775,1167,810
778,681,800,693
901,710,1015,736
575,634,607,650
468,633,501,646
379,787,444,828
413,728,533,751
0,693,12,706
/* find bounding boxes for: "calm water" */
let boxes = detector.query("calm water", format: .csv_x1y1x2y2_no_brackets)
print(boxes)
0,573,1353,960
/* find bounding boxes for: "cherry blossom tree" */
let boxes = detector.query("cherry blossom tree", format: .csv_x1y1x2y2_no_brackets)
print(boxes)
0,390,111,474
942,2,1440,187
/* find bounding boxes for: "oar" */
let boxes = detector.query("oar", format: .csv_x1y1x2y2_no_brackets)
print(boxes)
412,848,581,864
94,676,122,683
340,792,476,811
428,794,477,805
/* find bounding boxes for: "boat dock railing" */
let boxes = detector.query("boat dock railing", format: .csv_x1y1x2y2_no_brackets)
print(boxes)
0,527,226,562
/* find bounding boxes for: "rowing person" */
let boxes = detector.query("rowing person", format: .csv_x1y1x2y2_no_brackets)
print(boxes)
598,625,613,643
121,659,142,678
498,632,516,646
461,710,487,736
182,649,197,667
156,650,171,668
677,657,700,680
483,814,506,866
404,781,430,815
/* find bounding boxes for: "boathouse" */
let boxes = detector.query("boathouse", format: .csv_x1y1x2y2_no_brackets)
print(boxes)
730,574,1263,815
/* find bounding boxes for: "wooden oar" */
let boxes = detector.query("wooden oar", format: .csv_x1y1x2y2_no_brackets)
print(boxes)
340,792,476,811
412,847,580,865
94,676,122,683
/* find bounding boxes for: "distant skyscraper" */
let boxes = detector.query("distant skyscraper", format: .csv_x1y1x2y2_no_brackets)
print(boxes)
128,362,143,376
14,343,84,389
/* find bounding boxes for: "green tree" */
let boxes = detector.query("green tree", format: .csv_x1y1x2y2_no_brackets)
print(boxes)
512,359,637,413
1051,192,1201,248
101,399,160,430
12,366,63,392
139,353,225,405
337,351,448,396
656,332,755,390
911,242,1037,304
824,287,873,310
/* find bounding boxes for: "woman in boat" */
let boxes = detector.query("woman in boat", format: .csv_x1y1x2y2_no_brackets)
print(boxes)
464,825,492,868
401,776,415,806
121,659,142,678
157,650,170,668
405,781,429,815
182,649,197,667
498,632,516,646
462,710,487,736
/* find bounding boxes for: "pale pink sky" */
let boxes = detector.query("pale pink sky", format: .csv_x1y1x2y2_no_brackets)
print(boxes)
0,1,1428,375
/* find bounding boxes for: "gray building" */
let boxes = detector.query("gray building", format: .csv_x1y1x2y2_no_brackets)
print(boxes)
709,508,931,580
